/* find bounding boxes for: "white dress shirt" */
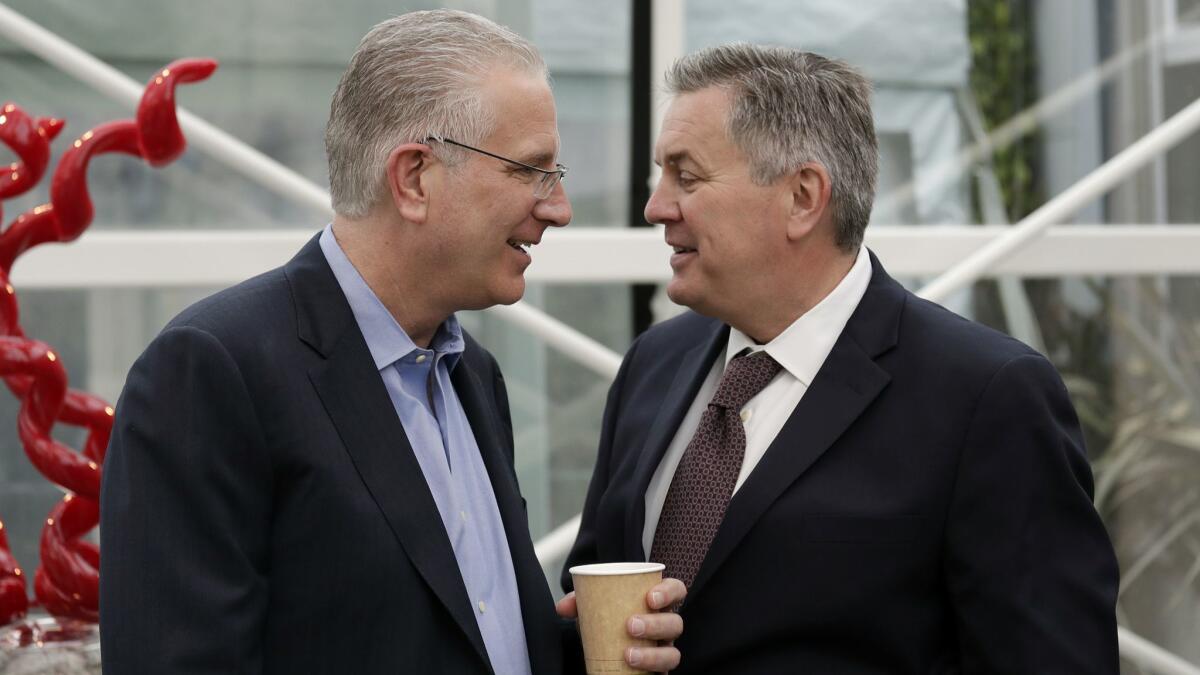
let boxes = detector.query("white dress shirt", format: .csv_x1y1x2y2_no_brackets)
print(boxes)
642,246,874,557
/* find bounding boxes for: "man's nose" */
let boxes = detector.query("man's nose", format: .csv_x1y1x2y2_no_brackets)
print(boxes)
534,182,572,227
644,182,679,225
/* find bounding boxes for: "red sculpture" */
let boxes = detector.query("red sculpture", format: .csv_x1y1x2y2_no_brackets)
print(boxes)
0,58,217,626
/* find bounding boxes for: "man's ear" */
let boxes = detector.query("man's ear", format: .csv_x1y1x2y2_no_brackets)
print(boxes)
786,162,832,242
385,142,437,223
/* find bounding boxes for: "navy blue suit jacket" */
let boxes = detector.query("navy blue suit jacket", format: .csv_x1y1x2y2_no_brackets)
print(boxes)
100,235,565,674
565,253,1119,674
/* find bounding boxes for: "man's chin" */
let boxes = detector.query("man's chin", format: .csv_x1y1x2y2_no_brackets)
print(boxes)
668,280,729,321
485,278,527,309
666,280,700,311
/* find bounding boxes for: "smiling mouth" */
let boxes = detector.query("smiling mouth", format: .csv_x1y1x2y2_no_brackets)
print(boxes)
671,246,697,254
508,239,536,255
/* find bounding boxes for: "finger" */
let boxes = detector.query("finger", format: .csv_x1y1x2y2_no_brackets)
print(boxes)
555,591,578,619
626,645,681,672
628,611,683,641
646,577,687,610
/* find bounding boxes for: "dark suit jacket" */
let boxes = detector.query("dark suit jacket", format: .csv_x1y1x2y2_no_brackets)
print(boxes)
100,235,564,674
565,253,1119,674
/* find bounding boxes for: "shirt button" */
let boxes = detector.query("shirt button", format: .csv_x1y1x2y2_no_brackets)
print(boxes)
478,600,486,613
415,354,427,364
740,409,753,423
460,510,468,522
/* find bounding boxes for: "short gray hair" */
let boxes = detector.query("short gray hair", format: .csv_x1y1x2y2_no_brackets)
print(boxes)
325,10,548,217
666,44,878,252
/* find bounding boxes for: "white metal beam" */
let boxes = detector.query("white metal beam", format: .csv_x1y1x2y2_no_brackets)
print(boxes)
11,226,1200,289
917,96,1200,302
1119,627,1200,675
649,0,685,188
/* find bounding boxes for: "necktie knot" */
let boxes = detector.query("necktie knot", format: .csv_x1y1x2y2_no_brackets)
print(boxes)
710,351,782,411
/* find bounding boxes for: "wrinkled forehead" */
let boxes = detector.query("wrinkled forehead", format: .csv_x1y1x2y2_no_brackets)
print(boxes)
655,86,735,164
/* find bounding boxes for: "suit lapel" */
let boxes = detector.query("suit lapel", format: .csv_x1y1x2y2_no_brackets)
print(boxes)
625,322,729,560
687,252,906,600
451,359,557,673
687,334,890,599
450,361,522,532
287,236,491,670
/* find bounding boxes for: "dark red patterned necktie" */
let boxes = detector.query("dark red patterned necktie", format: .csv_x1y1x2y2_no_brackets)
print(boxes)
650,350,783,589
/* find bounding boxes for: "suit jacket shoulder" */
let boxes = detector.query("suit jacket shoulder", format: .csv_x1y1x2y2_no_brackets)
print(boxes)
168,266,292,344
897,289,1045,380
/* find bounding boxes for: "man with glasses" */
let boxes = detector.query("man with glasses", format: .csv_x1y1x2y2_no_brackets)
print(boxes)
428,137,569,200
99,10,682,673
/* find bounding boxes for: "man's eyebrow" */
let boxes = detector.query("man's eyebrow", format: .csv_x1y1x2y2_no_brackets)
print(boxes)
652,150,693,168
518,151,557,168
664,151,692,167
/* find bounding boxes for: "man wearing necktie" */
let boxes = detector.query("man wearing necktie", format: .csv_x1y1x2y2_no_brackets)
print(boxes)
564,44,1119,673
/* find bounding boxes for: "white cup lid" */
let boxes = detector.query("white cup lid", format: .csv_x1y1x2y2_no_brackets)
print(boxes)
568,562,665,576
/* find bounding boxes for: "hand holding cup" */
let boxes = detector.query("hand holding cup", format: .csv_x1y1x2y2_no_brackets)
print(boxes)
559,563,685,674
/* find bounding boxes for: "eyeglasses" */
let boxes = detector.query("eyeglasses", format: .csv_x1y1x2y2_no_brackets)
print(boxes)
426,137,568,199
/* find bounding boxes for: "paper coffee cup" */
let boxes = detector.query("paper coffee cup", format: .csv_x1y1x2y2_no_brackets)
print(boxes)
568,562,665,675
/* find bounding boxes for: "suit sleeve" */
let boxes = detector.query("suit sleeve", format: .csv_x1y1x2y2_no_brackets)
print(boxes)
945,353,1119,674
561,335,642,594
100,325,272,674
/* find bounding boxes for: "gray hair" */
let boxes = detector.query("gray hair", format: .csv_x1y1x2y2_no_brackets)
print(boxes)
666,44,878,252
325,10,548,217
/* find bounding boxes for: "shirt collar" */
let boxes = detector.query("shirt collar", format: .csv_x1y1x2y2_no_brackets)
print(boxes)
319,224,464,371
725,245,872,386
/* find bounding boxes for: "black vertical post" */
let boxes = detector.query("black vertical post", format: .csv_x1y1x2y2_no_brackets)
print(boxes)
629,0,656,336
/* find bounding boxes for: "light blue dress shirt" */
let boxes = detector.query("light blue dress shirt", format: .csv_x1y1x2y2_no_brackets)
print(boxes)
320,225,531,675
